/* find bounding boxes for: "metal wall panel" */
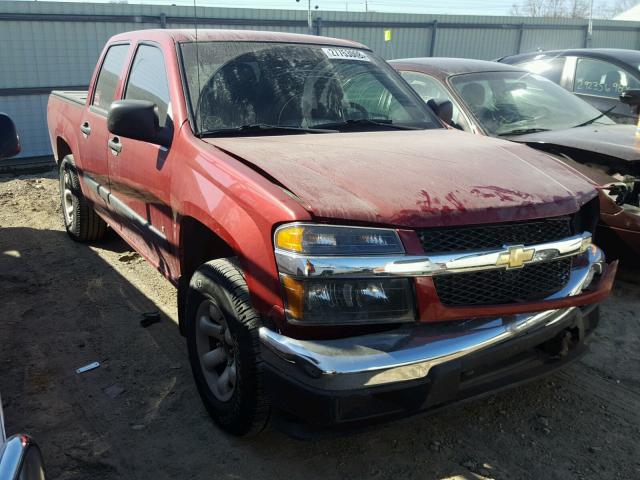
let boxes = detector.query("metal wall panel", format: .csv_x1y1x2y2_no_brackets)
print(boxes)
434,28,520,60
0,94,50,159
1,1,639,159
592,29,640,49
520,28,586,53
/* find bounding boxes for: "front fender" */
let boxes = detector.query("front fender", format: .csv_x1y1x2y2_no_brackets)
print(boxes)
172,138,311,328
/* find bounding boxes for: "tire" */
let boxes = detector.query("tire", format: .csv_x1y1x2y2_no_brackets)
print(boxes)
59,156,107,242
185,258,270,436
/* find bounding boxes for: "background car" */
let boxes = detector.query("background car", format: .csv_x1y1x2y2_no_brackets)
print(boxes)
498,49,640,124
390,58,640,265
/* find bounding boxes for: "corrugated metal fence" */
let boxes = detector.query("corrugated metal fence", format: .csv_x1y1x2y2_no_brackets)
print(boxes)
2,0,640,160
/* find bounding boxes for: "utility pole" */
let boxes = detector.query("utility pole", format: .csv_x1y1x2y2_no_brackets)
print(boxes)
296,0,315,34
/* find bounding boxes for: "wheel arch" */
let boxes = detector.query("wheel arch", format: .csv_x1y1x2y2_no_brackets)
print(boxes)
175,199,285,337
55,136,73,164
177,214,239,335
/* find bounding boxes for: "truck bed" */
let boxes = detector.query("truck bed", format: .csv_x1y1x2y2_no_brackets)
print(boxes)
50,90,88,106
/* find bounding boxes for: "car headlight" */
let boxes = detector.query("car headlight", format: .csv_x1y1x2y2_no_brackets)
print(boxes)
275,223,404,255
274,223,415,325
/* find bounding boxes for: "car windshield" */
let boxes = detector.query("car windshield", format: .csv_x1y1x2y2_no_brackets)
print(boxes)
450,70,615,136
179,41,439,135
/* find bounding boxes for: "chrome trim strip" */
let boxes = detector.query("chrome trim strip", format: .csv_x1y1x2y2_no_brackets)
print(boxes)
261,245,604,391
275,232,591,278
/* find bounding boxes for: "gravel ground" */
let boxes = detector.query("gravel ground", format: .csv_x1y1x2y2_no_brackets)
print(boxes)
1,171,639,480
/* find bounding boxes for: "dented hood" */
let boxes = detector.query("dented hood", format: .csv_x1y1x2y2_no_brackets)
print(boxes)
204,129,597,228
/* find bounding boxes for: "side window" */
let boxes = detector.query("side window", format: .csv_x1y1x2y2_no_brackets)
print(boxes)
343,73,410,120
125,45,171,128
399,71,471,132
574,58,640,99
342,74,413,122
92,44,129,110
516,57,565,85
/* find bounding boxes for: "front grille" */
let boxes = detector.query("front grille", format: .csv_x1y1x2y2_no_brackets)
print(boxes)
434,258,572,306
417,217,572,254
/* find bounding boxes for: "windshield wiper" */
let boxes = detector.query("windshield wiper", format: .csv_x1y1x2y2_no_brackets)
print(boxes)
498,127,551,136
312,118,422,131
572,106,616,128
197,124,337,137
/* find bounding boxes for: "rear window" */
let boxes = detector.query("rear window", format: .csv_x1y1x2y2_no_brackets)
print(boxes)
516,57,565,84
92,44,129,110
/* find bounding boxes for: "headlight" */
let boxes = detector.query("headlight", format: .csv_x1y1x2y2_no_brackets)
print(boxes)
282,277,414,325
275,224,404,255
274,223,415,325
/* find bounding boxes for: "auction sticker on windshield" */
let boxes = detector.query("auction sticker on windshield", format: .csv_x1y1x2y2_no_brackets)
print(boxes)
322,47,370,62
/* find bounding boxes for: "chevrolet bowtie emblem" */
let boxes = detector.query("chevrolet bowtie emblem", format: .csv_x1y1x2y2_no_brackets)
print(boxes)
496,245,535,269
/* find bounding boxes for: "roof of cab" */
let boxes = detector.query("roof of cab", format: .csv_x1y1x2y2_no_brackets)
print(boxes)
389,57,524,79
109,29,369,50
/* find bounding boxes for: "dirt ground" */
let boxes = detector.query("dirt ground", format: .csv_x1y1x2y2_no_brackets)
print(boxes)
1,171,639,480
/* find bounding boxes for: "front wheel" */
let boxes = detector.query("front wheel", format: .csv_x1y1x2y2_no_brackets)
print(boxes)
185,258,270,436
59,156,106,242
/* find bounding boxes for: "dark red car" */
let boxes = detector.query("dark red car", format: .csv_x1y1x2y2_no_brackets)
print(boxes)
47,30,615,435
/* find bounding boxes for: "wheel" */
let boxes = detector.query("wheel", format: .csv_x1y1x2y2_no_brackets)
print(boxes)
185,258,270,436
59,156,107,242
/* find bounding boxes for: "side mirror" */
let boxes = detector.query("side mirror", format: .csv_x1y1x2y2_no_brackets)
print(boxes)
0,435,46,480
107,100,171,147
0,113,21,160
427,99,454,126
619,89,640,106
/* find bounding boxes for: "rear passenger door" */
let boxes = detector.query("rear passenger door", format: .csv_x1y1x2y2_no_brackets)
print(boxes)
77,43,130,214
106,42,178,276
571,57,640,124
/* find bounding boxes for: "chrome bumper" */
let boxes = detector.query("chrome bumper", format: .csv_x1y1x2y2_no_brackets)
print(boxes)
260,246,607,391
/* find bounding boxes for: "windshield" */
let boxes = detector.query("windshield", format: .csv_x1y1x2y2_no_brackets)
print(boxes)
179,41,439,135
450,70,615,136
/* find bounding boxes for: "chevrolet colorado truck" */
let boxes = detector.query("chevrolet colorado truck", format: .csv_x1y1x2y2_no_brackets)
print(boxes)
47,29,617,436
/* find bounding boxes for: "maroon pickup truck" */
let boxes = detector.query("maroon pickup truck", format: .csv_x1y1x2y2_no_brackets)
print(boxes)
47,29,616,436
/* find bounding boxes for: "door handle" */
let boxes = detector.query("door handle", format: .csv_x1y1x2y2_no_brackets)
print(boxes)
80,122,91,136
108,137,122,155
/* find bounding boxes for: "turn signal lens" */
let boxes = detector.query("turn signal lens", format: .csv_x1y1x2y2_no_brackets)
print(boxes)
282,276,304,319
274,224,404,255
275,226,304,252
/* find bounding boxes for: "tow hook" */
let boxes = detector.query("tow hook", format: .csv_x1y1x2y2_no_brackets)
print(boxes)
544,312,586,359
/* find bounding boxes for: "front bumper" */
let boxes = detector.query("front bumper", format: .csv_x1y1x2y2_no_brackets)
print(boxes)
260,248,616,428
262,305,599,429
